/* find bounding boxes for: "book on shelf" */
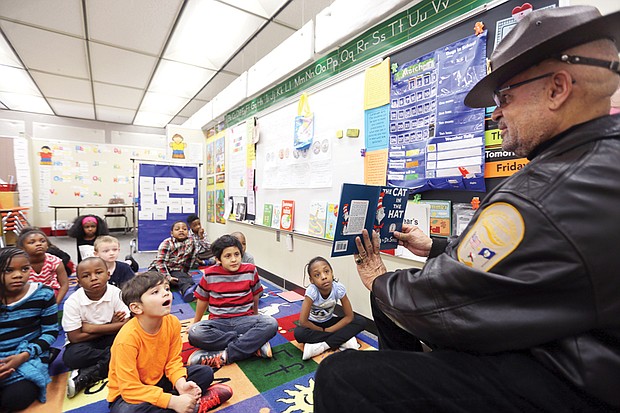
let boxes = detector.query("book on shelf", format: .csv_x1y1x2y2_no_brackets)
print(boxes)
271,204,281,229
262,204,273,227
331,183,409,257
422,199,452,237
279,200,295,231
324,203,338,240
308,201,327,237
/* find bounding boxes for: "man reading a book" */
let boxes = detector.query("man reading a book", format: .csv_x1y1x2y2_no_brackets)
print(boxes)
314,5,620,412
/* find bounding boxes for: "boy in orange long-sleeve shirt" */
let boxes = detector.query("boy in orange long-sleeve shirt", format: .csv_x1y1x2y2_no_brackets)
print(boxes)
107,272,232,413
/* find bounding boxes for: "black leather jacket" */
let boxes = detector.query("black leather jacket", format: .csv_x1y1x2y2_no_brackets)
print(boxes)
373,114,620,407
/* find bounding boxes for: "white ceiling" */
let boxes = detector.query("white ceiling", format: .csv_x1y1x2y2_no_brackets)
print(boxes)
0,0,334,128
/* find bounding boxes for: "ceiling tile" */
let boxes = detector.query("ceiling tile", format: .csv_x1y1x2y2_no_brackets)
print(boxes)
218,0,288,18
89,42,157,88
242,22,295,67
194,71,239,101
139,91,191,116
96,105,136,124
0,0,84,37
223,50,248,76
176,98,208,118
31,71,92,102
163,0,265,69
168,115,189,125
274,0,334,29
0,21,89,78
86,0,183,55
93,82,143,110
149,60,216,98
0,91,53,114
47,98,95,119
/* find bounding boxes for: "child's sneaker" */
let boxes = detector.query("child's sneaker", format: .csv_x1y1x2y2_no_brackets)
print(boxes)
181,283,197,303
196,383,233,412
188,349,227,371
302,342,330,360
339,337,360,351
254,341,272,358
66,368,99,398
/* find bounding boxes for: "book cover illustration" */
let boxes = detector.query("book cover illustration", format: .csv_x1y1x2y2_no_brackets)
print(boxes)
308,201,327,237
271,205,281,229
262,204,273,227
280,200,295,231
375,186,408,250
422,199,452,237
331,183,408,257
324,203,338,240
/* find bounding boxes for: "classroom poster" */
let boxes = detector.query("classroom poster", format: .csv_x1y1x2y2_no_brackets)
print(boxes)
215,189,226,224
388,32,487,193
137,163,198,251
206,190,215,223
228,123,247,197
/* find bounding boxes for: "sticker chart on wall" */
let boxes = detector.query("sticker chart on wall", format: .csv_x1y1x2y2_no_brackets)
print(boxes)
388,32,487,193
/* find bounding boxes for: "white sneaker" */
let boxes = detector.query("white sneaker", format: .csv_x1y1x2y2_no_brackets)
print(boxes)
302,342,330,360
339,337,360,351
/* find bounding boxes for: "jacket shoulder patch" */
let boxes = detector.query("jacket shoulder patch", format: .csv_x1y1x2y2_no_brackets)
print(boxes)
457,202,524,271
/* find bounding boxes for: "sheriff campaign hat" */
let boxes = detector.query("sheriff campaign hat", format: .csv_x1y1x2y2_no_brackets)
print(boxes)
464,5,620,108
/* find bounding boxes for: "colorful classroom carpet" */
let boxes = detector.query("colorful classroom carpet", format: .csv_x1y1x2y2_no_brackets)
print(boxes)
26,270,378,413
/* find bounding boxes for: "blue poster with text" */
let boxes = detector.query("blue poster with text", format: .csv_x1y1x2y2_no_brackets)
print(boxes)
388,32,487,193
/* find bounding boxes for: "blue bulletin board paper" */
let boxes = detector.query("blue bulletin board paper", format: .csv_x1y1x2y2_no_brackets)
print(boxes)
388,32,487,193
137,163,199,251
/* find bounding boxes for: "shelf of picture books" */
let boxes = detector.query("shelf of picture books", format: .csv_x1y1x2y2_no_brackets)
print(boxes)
258,190,463,260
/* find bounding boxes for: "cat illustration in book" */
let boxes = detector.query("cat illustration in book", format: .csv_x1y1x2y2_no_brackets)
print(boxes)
374,191,386,232
341,204,350,235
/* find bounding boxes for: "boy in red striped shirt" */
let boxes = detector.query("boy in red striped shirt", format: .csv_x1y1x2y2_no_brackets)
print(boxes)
187,235,277,369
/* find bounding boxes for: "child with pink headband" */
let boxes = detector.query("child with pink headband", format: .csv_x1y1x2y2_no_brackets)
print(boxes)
67,215,109,263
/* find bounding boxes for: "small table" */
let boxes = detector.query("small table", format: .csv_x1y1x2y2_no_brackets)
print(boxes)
48,204,136,236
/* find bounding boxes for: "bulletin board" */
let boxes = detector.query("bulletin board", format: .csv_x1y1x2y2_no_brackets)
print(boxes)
255,71,366,235
388,0,556,204
31,139,166,226
252,0,557,236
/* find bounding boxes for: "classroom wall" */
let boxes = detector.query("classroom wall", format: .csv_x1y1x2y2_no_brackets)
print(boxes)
1,0,616,320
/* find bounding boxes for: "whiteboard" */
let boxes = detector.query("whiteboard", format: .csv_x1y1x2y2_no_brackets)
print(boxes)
255,71,367,235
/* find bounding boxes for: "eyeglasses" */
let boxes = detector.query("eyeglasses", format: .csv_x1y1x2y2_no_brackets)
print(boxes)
493,72,554,108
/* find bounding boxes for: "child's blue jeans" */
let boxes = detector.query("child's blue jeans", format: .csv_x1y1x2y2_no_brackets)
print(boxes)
188,314,278,363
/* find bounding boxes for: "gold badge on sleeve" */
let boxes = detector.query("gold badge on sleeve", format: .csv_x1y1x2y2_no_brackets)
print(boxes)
457,202,524,271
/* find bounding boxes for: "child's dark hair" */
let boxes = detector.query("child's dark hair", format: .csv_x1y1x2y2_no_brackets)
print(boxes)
304,256,334,286
170,220,187,231
16,227,49,249
0,247,29,310
121,271,167,310
76,257,108,276
67,215,109,239
186,214,200,225
211,235,243,260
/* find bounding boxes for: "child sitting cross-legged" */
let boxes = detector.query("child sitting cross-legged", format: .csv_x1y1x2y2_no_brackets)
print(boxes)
187,235,278,370
62,257,130,398
148,221,198,303
93,235,135,288
294,256,366,360
107,272,233,413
